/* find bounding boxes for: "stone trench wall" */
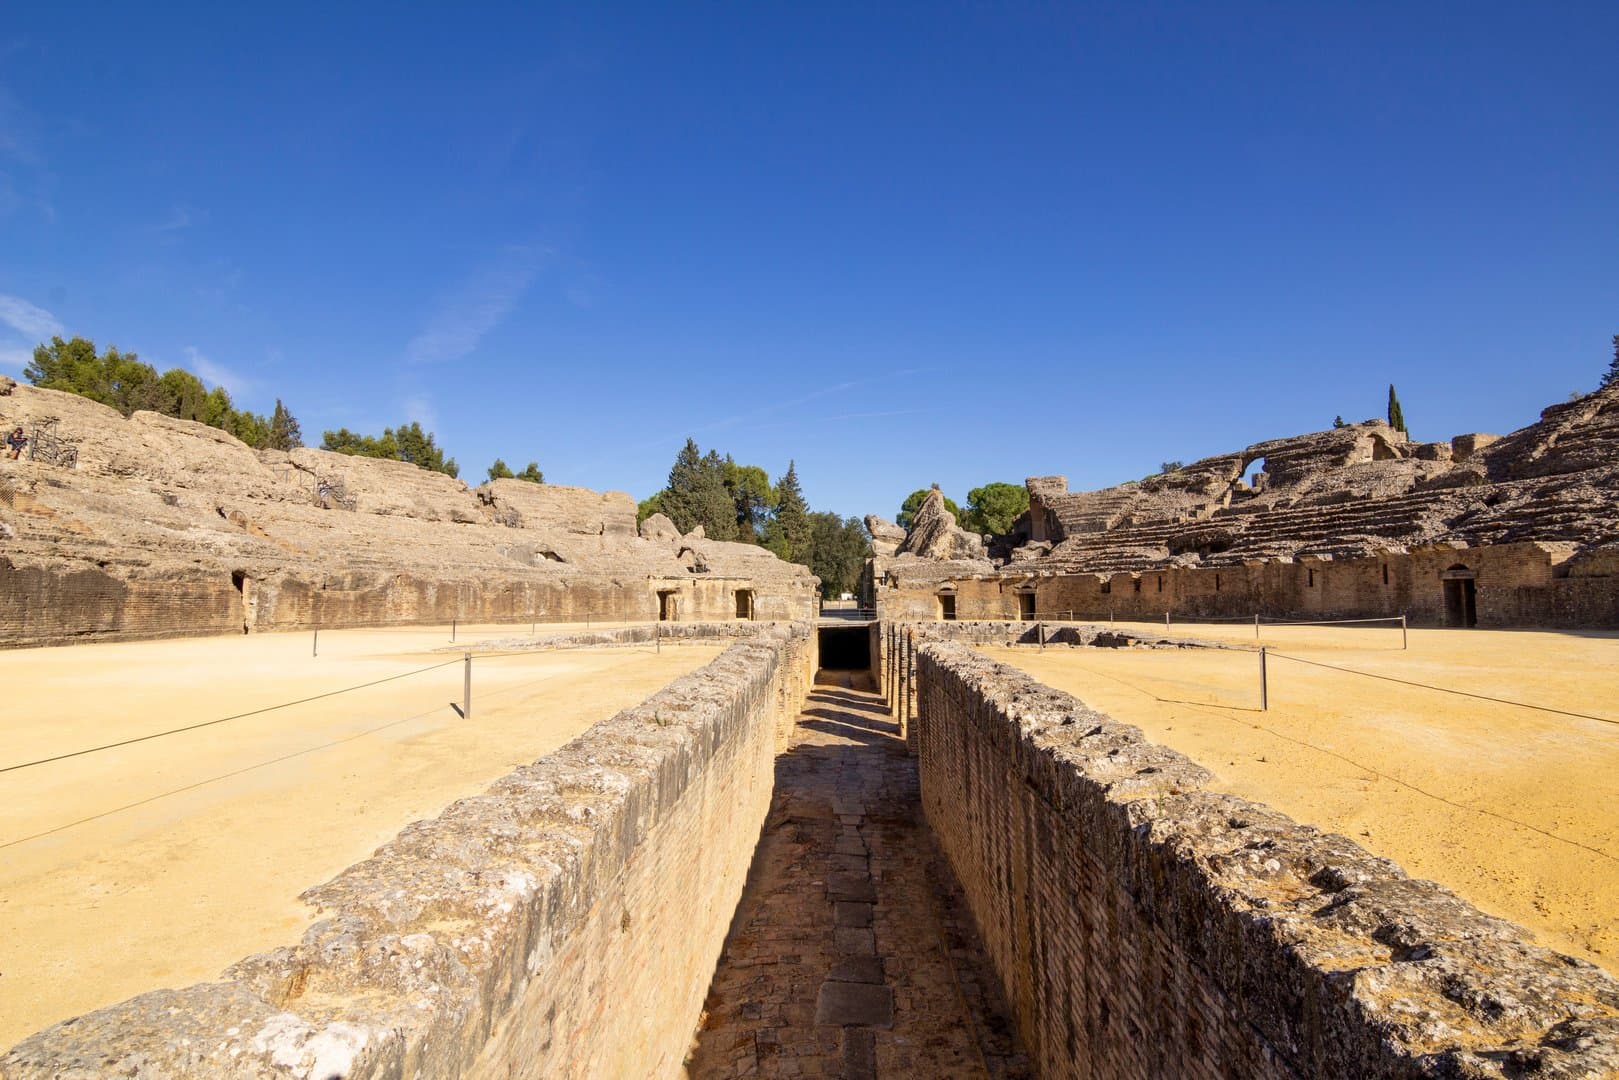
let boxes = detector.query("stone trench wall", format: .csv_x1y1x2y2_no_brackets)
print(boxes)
901,639,1619,1078
2,624,817,1078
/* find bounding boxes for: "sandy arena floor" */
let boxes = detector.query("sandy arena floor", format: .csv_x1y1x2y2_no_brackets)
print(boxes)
981,623,1619,972
0,622,719,1045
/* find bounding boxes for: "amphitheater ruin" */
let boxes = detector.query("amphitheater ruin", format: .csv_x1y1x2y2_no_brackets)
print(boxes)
2,377,1617,1078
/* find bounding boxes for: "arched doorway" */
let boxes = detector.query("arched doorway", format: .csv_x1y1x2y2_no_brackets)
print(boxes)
1441,564,1477,628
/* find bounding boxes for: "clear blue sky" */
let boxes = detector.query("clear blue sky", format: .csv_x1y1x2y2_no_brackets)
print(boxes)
2,4,1615,520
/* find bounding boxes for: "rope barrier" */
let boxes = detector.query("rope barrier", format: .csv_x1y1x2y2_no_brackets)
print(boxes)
1053,655,1619,866
1266,652,1619,728
0,705,444,852
0,657,465,775
1256,615,1405,627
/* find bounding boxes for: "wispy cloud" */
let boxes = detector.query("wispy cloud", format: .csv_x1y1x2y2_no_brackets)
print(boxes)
397,393,439,431
0,344,31,372
152,204,205,234
0,86,42,168
184,345,257,396
405,248,542,366
0,293,62,340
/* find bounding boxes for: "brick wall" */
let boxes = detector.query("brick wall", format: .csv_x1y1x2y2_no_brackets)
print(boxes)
905,640,1619,1077
2,626,816,1077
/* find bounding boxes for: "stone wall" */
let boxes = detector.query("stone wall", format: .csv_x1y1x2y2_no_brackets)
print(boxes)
0,562,810,649
3,625,816,1077
0,382,819,648
901,638,1619,1077
874,541,1619,629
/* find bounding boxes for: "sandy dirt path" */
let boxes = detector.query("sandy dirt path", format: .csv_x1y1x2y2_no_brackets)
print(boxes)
0,625,718,1045
980,625,1619,972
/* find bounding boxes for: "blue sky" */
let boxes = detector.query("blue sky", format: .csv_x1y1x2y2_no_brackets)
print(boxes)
2,4,1615,520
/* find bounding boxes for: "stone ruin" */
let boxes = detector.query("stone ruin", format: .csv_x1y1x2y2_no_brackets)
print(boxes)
0,382,817,646
4,378,1619,1077
868,383,1619,627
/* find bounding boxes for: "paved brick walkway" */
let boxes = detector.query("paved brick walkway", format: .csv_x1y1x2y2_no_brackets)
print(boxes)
686,677,1030,1078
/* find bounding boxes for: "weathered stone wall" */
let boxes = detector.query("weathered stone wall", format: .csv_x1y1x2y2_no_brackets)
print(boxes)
3,625,816,1077
0,383,819,648
902,639,1619,1077
0,561,811,648
874,540,1619,628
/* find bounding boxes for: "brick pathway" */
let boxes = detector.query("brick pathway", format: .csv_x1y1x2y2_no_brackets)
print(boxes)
686,677,1030,1078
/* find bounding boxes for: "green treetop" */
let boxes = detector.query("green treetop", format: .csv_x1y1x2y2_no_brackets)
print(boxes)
961,482,1030,536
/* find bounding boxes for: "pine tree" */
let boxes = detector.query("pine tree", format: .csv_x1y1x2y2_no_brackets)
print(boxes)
773,461,810,563
659,439,737,540
267,399,303,450
1602,334,1619,388
1332,415,1346,428
515,461,544,483
487,458,515,480
1387,384,1407,434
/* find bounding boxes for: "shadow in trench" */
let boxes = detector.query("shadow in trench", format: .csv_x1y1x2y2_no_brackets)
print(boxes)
686,679,1030,1079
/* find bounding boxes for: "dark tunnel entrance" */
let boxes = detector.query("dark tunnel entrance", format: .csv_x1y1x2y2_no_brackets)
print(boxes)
817,625,871,672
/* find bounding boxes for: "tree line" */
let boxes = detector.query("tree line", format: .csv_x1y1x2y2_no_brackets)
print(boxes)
640,438,871,599
21,335,541,481
25,336,301,450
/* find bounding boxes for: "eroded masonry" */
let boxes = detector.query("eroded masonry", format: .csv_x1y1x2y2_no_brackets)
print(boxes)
865,384,1619,627
2,379,1617,1077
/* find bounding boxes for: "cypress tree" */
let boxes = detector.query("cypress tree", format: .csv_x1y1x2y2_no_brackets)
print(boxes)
1387,384,1407,434
1602,334,1619,388
772,461,811,563
267,399,303,450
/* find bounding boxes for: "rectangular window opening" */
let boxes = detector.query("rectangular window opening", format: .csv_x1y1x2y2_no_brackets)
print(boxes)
735,589,754,620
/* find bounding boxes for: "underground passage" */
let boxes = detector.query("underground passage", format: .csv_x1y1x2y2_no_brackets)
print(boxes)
817,625,872,671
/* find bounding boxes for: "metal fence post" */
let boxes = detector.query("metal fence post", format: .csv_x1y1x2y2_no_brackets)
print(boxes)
1402,613,1408,651
451,617,457,643
464,652,472,719
1165,610,1171,629
313,626,318,657
1255,612,1260,639
1259,646,1268,711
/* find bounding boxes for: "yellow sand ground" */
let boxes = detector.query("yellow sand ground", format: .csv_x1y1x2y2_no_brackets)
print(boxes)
981,624,1619,972
0,623,718,1045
